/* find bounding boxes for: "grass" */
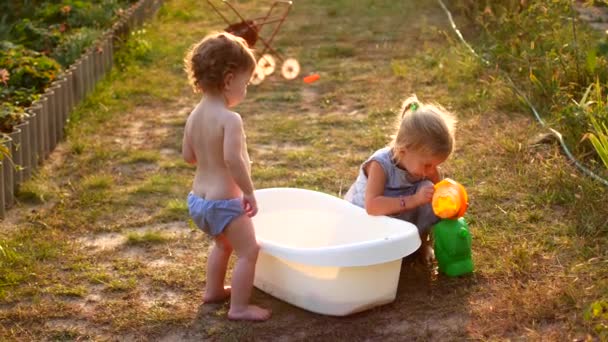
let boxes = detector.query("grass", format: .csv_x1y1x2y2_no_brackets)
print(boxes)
452,0,608,165
81,173,113,190
0,228,64,301
15,174,54,204
122,150,160,164
155,198,189,222
0,0,606,340
125,231,169,245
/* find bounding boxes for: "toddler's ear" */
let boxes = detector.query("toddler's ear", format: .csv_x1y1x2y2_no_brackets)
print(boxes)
223,72,234,90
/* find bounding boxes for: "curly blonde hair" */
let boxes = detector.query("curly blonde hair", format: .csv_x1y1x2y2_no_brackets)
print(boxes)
184,32,256,94
390,94,457,159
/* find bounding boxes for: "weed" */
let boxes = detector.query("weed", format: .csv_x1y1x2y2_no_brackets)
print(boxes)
105,277,137,292
453,0,608,161
125,231,169,245
155,198,188,222
133,174,176,195
16,176,53,204
47,284,86,297
585,300,608,340
115,28,153,70
81,173,113,190
123,150,160,164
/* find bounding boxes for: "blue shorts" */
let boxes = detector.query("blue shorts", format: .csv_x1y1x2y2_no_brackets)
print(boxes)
187,192,244,236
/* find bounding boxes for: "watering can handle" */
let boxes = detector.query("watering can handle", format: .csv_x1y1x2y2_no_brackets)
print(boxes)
458,227,469,239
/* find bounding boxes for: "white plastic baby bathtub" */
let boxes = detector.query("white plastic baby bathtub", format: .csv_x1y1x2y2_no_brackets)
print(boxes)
251,188,421,316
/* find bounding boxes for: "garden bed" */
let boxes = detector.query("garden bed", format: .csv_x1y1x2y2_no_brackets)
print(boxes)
0,0,163,217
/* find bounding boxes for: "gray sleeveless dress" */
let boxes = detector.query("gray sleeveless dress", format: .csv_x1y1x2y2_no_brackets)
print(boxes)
344,147,439,234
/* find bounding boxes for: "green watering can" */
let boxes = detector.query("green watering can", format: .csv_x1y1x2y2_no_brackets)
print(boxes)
432,179,474,277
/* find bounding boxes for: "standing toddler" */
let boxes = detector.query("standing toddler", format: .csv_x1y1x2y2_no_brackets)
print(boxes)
183,32,270,321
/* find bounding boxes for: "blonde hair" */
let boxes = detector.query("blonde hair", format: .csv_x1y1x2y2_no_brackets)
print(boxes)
390,94,457,159
184,32,256,94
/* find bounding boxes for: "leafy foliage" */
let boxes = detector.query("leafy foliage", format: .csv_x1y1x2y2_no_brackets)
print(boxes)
452,0,608,165
0,41,60,107
575,79,608,169
51,27,102,68
0,103,27,133
10,19,62,53
584,300,608,340
587,117,608,168
115,29,153,70
0,41,62,91
34,0,131,29
0,0,137,112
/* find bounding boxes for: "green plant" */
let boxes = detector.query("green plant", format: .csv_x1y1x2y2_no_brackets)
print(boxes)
10,19,61,53
586,117,608,168
35,0,125,29
22,0,137,30
0,1,45,24
0,102,26,133
0,86,39,108
51,27,101,68
0,41,61,92
125,231,168,245
573,79,608,168
114,28,153,70
584,300,608,340
452,0,608,160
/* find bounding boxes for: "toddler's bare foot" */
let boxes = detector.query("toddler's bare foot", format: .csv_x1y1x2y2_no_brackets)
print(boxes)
203,286,231,303
228,305,271,321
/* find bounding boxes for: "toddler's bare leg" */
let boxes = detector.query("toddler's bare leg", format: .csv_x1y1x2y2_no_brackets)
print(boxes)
203,235,233,303
223,214,271,321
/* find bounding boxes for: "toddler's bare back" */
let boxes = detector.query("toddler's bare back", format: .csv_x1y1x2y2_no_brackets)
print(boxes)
184,100,249,200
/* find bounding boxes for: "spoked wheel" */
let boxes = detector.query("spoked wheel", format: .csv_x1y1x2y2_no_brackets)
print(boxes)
249,56,300,85
250,65,266,85
281,58,300,80
258,54,276,76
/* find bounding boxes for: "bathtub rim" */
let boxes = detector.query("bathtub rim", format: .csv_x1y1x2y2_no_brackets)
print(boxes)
253,187,422,267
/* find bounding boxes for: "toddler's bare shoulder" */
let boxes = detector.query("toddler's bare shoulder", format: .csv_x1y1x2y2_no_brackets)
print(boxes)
218,108,243,124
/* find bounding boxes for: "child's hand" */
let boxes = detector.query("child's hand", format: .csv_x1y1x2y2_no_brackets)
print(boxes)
243,193,258,217
415,182,435,206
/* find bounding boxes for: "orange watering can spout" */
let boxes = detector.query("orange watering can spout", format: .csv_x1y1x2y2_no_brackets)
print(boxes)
432,178,468,219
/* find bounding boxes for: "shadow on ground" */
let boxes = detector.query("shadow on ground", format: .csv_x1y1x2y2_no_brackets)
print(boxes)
161,253,478,341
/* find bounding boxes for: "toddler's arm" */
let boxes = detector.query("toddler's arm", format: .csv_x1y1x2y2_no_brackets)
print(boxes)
182,125,196,165
364,161,427,216
223,114,255,197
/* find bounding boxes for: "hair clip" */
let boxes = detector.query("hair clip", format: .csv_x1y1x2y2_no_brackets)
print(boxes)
401,101,420,118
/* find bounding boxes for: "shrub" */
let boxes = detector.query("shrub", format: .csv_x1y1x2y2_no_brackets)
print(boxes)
0,86,39,109
584,300,608,340
0,41,61,95
115,28,152,70
578,80,608,170
51,27,102,68
0,1,46,24
452,0,608,160
0,102,27,133
35,0,126,29
587,117,608,168
10,19,62,53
